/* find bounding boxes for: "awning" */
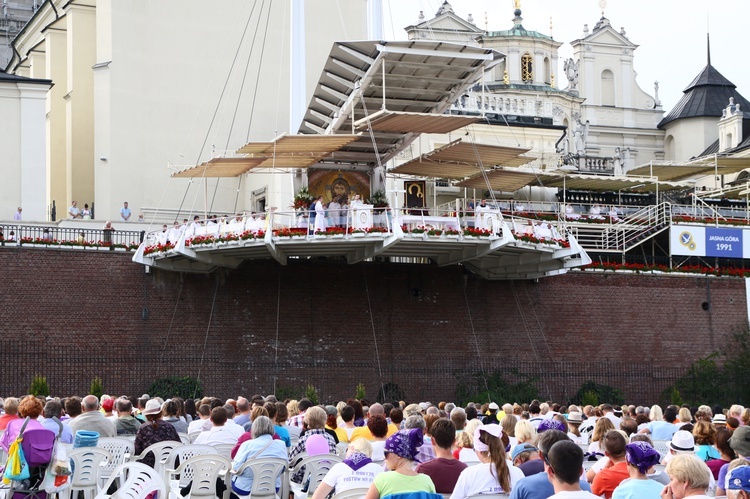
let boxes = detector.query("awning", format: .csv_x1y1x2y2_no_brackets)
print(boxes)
353,110,480,134
171,134,361,178
541,173,692,192
389,139,533,179
628,157,750,181
456,168,551,192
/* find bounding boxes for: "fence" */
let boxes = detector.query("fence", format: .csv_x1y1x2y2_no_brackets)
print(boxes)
0,339,689,405
0,224,143,247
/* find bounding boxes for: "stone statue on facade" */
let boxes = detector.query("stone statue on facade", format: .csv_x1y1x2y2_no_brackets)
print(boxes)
573,117,589,155
564,58,579,91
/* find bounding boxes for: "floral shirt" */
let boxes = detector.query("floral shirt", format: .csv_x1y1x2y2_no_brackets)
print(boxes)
134,420,180,467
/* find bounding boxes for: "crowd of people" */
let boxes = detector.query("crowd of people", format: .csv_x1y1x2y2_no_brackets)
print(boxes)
1,394,750,499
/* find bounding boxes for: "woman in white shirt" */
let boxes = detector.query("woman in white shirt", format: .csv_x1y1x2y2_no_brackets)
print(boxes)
312,438,383,499
450,425,524,498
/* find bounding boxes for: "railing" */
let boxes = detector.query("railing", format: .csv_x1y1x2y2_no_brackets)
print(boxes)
597,203,672,251
0,223,143,248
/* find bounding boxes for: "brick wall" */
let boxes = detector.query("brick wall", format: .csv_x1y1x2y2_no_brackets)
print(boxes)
0,247,745,404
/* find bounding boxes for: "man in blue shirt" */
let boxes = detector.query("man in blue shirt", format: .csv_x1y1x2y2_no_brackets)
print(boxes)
510,430,593,499
120,201,131,222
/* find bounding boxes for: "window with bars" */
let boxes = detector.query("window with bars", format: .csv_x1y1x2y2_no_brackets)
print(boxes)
522,53,533,82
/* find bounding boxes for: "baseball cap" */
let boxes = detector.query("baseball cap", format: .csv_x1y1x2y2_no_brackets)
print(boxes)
730,426,750,457
727,465,750,491
511,443,537,461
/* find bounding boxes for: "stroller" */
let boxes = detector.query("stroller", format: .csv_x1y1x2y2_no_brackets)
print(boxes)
6,417,62,499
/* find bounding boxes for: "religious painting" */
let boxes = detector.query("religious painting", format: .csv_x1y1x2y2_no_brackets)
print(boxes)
307,169,370,206
405,180,426,209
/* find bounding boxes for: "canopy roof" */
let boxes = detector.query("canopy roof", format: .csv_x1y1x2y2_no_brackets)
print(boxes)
298,40,504,166
390,139,533,179
353,110,480,134
627,158,750,182
456,168,548,192
171,135,360,178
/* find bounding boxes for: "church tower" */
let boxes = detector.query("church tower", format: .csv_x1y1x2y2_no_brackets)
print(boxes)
569,13,665,170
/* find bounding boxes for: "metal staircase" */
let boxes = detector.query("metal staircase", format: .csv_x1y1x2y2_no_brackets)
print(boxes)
570,203,672,253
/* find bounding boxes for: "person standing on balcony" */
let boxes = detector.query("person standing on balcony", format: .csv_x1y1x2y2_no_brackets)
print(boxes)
68,200,81,219
120,201,131,222
13,207,21,220
314,196,326,233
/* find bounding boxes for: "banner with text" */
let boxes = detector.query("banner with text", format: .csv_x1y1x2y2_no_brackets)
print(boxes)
670,225,748,258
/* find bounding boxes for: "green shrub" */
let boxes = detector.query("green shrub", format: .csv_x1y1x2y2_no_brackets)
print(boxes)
147,376,203,400
355,383,366,400
29,375,50,397
305,384,319,405
90,376,104,399
455,370,539,406
569,381,624,406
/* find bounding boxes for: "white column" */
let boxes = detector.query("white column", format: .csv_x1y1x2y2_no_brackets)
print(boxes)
367,0,383,40
19,82,51,221
290,0,306,134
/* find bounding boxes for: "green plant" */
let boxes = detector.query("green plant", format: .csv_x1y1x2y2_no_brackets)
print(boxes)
454,370,539,406
569,381,624,406
292,186,315,210
305,384,319,405
274,385,301,402
369,189,389,208
29,375,50,397
355,383,366,400
90,376,104,399
147,376,203,400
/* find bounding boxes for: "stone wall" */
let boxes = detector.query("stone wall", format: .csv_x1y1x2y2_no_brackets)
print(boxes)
0,247,745,404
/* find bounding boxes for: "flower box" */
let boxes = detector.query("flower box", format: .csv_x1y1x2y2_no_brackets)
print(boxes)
331,234,345,239
350,232,365,238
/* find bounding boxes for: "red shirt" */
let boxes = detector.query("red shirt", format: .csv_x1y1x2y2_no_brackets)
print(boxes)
591,460,629,499
0,414,19,431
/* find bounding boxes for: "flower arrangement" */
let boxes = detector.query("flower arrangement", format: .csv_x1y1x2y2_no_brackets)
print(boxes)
189,235,216,246
143,242,175,255
408,226,427,234
673,215,750,227
511,231,571,248
255,230,265,238
369,189,390,209
444,228,461,236
349,228,365,234
366,226,388,233
427,228,443,236
291,186,314,210
463,227,492,237
275,228,293,237
218,233,239,243
239,230,255,241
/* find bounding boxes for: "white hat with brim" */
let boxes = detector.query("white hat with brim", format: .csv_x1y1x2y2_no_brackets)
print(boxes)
141,399,162,416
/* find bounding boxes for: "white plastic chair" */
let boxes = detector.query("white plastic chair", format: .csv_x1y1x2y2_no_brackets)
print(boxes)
164,445,223,487
331,488,369,499
64,447,113,499
187,431,202,443
335,442,349,458
652,440,670,457
178,433,192,445
290,454,342,498
166,454,231,499
94,462,167,499
230,457,288,499
130,440,183,477
211,443,234,460
98,437,135,487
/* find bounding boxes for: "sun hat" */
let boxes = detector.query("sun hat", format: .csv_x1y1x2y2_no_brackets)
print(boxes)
713,414,727,425
567,412,583,423
727,465,750,491
625,441,661,474
669,430,696,453
511,443,537,461
488,402,499,410
141,399,163,416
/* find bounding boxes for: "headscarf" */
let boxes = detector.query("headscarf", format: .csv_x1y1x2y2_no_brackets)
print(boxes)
538,419,566,433
384,429,423,461
343,452,372,471
473,424,508,453
625,441,662,474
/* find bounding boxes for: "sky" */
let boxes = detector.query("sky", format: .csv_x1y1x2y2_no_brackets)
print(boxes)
379,0,749,112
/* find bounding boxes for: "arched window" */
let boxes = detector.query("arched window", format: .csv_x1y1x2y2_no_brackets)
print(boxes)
601,69,615,106
664,135,675,160
521,53,533,82
544,57,551,84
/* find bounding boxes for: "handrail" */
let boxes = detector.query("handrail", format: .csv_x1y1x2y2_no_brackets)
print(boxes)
689,193,727,226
